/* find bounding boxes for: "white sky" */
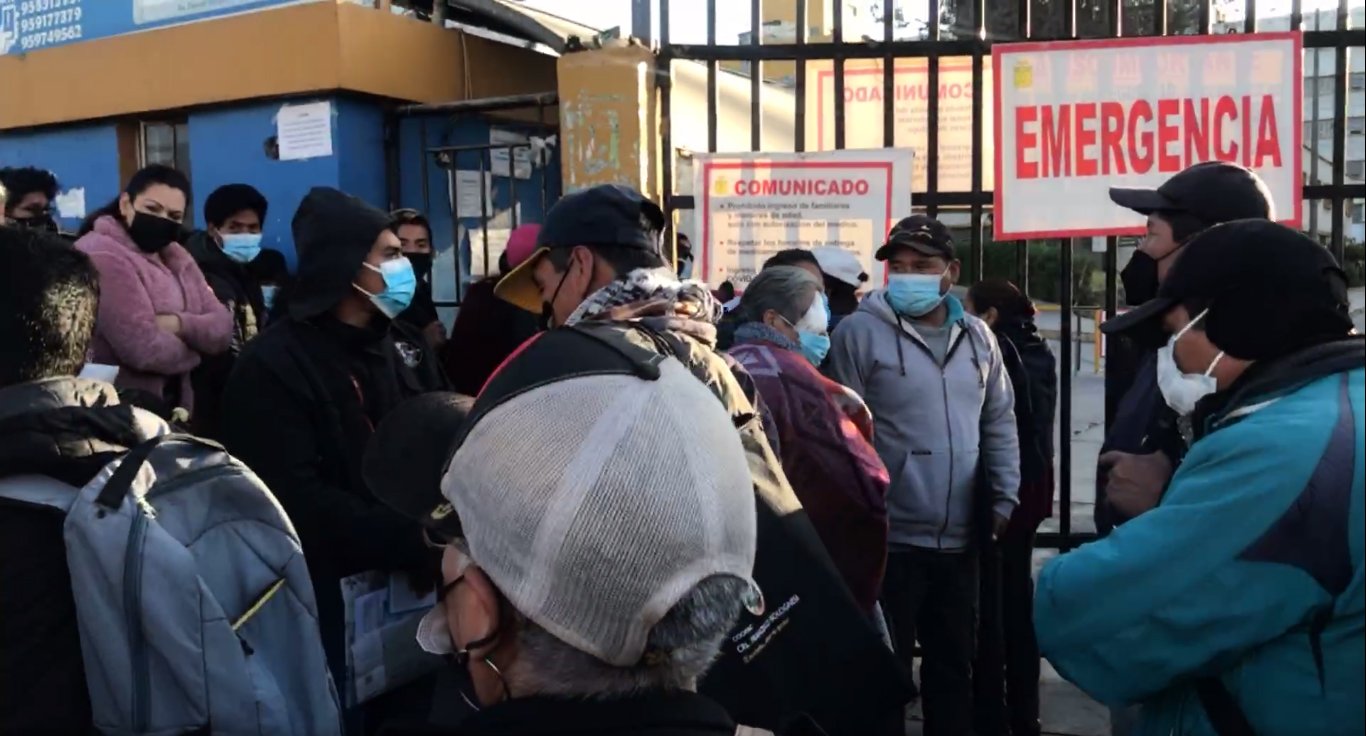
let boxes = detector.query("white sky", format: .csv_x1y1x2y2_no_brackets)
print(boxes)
517,0,1360,44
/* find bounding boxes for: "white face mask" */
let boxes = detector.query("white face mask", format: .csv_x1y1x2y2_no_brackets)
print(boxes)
415,546,474,655
1156,308,1225,417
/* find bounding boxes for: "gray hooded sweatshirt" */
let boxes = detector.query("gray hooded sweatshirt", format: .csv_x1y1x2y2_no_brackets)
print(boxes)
827,290,1020,550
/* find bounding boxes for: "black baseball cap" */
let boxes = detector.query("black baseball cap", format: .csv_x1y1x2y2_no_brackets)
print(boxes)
876,215,956,261
1108,161,1275,224
495,184,666,312
1100,219,1352,360
363,392,477,542
364,326,667,542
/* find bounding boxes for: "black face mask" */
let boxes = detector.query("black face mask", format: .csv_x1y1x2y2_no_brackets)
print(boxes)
1120,250,1159,306
13,214,59,233
127,212,182,254
538,267,573,332
408,252,434,285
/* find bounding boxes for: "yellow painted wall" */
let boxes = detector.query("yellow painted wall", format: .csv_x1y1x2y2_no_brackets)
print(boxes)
557,45,662,200
0,2,557,130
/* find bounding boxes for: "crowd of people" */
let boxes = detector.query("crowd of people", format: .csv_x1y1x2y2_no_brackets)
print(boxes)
0,158,1361,736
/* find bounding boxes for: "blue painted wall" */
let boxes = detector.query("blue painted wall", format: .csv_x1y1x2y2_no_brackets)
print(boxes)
0,121,120,231
334,97,387,210
394,112,561,314
186,97,344,270
1,0,308,57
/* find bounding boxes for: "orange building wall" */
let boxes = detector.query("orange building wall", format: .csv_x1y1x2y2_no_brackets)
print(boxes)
0,2,558,131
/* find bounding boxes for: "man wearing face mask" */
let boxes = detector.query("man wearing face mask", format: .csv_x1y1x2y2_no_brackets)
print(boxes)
362,343,762,735
391,209,447,350
494,184,913,735
220,188,449,727
1037,219,1363,735
827,215,1020,736
185,184,270,439
1096,162,1274,533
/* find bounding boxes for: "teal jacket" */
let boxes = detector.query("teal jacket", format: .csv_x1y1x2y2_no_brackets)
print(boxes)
1037,338,1365,735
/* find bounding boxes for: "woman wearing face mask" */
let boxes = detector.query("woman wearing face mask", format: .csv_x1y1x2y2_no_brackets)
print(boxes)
727,266,891,616
74,165,233,419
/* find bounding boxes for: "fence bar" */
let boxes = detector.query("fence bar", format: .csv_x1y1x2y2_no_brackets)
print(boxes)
659,2,674,226
1058,238,1075,544
833,0,846,149
707,0,718,155
925,0,941,217
750,0,762,152
1328,0,1349,263
882,0,895,154
794,0,808,153
969,0,986,279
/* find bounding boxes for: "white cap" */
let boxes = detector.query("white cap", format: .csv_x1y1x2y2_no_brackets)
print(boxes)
436,357,760,667
811,246,867,288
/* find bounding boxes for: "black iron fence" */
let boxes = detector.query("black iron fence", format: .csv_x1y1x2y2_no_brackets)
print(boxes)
652,0,1364,550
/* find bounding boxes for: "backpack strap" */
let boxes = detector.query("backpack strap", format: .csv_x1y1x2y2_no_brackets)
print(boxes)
95,433,225,510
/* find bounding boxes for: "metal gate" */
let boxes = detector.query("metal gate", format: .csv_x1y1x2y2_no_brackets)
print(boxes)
648,0,1365,549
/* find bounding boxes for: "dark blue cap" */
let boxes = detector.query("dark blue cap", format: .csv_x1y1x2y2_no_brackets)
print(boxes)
539,184,666,252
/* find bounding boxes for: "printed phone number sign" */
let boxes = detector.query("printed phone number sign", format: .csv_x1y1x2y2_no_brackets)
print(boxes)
694,149,914,289
1,0,305,56
992,33,1302,239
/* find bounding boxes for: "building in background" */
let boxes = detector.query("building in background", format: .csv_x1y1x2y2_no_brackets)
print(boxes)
0,0,562,283
1217,1,1364,244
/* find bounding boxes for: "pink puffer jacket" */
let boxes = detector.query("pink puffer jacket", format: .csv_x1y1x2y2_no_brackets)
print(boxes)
76,216,233,412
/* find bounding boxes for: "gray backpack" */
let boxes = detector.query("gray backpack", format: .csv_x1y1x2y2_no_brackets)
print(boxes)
0,434,342,735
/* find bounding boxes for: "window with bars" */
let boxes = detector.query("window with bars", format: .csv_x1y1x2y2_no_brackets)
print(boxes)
139,120,192,224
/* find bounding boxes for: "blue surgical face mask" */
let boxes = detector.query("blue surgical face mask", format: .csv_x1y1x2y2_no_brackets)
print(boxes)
355,257,417,319
221,233,263,264
797,331,832,366
886,271,948,317
783,291,831,366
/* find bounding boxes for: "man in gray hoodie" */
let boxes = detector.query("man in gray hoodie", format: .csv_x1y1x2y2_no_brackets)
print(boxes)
828,215,1020,736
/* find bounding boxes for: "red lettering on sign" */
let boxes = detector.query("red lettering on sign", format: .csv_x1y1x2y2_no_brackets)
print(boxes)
1074,102,1098,177
1100,102,1127,175
1157,98,1181,173
733,178,872,197
1214,95,1239,161
1254,94,1282,168
1013,95,1283,179
1183,98,1210,164
1041,105,1072,178
845,81,976,104
1241,95,1253,167
1017,105,1039,179
1130,100,1155,174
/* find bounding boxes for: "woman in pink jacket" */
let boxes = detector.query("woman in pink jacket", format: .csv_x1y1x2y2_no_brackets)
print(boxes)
75,165,233,416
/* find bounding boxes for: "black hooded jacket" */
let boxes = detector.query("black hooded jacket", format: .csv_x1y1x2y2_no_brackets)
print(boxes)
218,188,447,691
0,378,165,733
185,229,265,439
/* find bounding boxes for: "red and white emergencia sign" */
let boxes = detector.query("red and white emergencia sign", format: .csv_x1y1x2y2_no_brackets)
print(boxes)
694,149,914,289
992,33,1302,240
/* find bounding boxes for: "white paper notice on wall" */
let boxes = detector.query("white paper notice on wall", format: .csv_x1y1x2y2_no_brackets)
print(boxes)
469,228,511,280
452,170,494,218
490,128,533,179
277,101,334,161
54,188,86,220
